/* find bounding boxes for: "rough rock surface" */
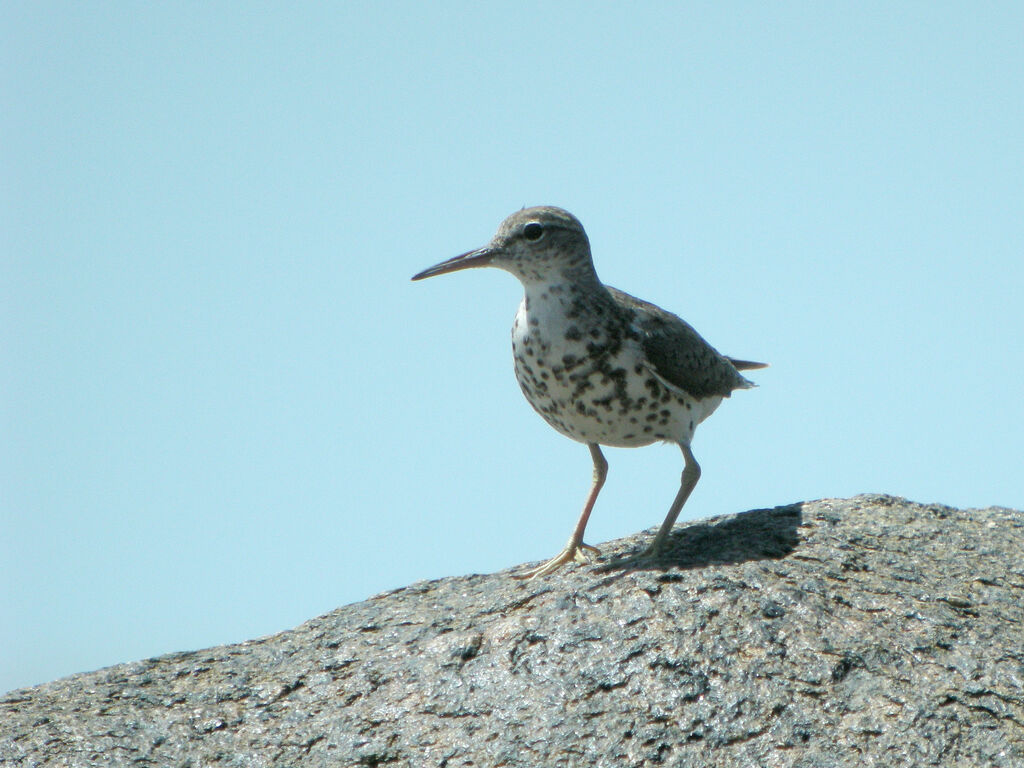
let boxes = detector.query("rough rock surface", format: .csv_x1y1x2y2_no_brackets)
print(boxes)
2,495,1023,767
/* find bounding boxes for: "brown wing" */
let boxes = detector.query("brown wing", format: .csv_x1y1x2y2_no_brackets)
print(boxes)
607,287,762,399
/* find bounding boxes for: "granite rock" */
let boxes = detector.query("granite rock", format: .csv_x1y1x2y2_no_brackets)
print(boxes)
2,495,1022,767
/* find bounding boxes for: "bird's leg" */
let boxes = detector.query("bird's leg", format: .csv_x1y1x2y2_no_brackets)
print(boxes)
648,443,701,556
515,443,608,579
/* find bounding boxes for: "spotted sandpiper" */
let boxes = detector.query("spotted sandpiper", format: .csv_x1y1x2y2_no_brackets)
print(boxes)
412,206,765,578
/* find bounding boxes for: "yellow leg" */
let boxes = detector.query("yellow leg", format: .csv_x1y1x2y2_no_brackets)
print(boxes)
648,443,700,555
515,443,607,579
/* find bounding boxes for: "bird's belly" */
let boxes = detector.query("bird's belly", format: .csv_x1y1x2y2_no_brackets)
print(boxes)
511,329,715,448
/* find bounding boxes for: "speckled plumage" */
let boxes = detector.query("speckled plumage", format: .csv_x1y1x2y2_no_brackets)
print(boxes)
510,280,752,450
413,206,764,577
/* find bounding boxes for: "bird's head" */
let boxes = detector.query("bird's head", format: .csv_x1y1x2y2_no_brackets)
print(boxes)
412,206,596,286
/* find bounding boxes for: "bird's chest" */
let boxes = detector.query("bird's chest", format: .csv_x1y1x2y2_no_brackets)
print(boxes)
510,292,654,445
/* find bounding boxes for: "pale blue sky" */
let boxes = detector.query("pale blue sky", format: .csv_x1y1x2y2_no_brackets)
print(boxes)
3,3,1022,694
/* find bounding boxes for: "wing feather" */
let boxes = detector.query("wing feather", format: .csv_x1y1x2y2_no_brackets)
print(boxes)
607,287,762,399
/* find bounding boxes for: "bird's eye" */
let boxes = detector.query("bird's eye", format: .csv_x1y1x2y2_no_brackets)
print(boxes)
523,222,544,241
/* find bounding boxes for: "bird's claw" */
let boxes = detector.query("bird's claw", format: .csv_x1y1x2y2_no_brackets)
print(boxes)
514,542,601,580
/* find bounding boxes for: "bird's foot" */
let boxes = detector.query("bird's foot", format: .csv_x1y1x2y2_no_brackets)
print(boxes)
643,542,666,559
601,537,671,571
514,542,601,580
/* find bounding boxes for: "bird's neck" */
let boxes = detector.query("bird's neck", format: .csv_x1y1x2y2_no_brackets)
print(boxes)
519,274,614,330
518,260,602,295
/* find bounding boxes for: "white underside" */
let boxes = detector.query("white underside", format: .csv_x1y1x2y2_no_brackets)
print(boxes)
511,291,721,448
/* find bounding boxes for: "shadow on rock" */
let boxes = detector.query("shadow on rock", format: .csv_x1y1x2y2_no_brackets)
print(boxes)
598,501,804,574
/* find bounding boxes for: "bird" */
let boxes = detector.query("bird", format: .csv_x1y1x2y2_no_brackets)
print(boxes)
412,206,765,578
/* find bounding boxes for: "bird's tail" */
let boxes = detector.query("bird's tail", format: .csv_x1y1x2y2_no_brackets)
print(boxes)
727,357,769,371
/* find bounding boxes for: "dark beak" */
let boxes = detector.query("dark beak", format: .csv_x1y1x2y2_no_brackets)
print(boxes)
411,246,495,281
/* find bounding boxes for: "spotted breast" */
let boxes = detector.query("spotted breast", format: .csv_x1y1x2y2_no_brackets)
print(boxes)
511,282,717,448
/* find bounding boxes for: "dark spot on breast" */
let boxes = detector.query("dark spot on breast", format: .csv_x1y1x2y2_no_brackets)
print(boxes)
565,326,582,341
